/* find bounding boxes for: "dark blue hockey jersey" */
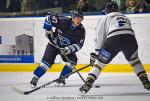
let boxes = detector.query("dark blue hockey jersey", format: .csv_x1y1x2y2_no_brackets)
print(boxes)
43,15,85,53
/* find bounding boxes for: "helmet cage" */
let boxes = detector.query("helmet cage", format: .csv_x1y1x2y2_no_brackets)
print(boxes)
71,10,84,20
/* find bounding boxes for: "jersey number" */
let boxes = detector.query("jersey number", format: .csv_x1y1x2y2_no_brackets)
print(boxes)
117,17,126,27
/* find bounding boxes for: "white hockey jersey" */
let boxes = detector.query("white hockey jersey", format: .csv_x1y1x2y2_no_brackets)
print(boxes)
95,12,135,50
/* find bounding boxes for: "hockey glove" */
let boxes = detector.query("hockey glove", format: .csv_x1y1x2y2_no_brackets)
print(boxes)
60,46,72,55
90,52,98,65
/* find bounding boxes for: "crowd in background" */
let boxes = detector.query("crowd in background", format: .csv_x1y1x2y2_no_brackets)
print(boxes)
0,0,150,17
126,0,149,13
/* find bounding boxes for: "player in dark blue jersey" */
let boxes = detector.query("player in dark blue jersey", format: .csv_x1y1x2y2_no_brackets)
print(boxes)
30,10,86,87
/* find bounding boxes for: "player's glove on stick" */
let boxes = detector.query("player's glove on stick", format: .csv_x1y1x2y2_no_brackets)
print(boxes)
90,52,98,65
60,46,71,55
45,30,53,38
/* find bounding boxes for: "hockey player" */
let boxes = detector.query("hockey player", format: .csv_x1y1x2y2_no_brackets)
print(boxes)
79,1,150,94
30,10,85,87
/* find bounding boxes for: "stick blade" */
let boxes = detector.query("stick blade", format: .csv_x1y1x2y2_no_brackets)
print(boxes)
11,86,27,95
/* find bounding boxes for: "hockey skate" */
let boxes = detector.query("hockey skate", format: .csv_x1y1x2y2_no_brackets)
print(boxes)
79,76,95,94
55,78,66,86
139,73,150,91
30,76,39,88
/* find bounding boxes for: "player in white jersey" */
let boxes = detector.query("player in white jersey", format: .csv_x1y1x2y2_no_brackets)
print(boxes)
79,1,150,94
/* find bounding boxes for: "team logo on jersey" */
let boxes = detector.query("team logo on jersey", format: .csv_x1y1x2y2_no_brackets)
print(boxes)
58,34,70,46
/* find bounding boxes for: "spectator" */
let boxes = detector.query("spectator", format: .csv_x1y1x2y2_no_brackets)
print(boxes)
126,0,149,13
145,0,150,4
145,0,150,12
77,0,97,12
51,0,61,8
0,0,7,12
6,0,21,12
138,0,150,12
21,0,32,12
126,0,139,13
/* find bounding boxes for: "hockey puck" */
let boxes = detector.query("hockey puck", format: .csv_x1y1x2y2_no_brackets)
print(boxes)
95,85,100,88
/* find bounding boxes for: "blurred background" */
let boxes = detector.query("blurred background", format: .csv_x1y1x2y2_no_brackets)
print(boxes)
0,0,149,17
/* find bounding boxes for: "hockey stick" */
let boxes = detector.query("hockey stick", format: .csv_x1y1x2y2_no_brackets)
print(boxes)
12,64,91,95
49,42,87,85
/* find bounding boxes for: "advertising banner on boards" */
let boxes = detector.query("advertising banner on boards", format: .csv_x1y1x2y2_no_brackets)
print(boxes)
0,19,34,63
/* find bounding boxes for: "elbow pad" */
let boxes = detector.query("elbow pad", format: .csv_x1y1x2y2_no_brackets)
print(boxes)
43,15,52,31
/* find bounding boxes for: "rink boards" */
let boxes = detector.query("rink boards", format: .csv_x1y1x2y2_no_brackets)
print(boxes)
0,64,150,73
0,14,150,73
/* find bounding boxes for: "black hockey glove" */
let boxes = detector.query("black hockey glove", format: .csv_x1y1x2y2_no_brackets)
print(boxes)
90,52,98,65
60,46,71,55
46,30,58,44
45,30,53,38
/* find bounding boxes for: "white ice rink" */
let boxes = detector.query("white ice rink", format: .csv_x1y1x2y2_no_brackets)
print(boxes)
0,72,150,101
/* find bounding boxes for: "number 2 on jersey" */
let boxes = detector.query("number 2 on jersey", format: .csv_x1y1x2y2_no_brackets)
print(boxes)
117,17,126,27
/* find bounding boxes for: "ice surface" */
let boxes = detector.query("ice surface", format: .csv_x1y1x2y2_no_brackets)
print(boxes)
0,72,150,101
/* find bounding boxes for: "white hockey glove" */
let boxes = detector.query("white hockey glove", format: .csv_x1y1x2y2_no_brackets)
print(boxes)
90,52,98,65
60,46,72,55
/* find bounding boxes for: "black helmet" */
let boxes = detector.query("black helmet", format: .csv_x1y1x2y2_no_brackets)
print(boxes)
71,10,84,20
105,1,118,14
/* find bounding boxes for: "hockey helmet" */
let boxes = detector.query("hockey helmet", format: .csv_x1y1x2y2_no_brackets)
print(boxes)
71,10,84,20
105,1,118,14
